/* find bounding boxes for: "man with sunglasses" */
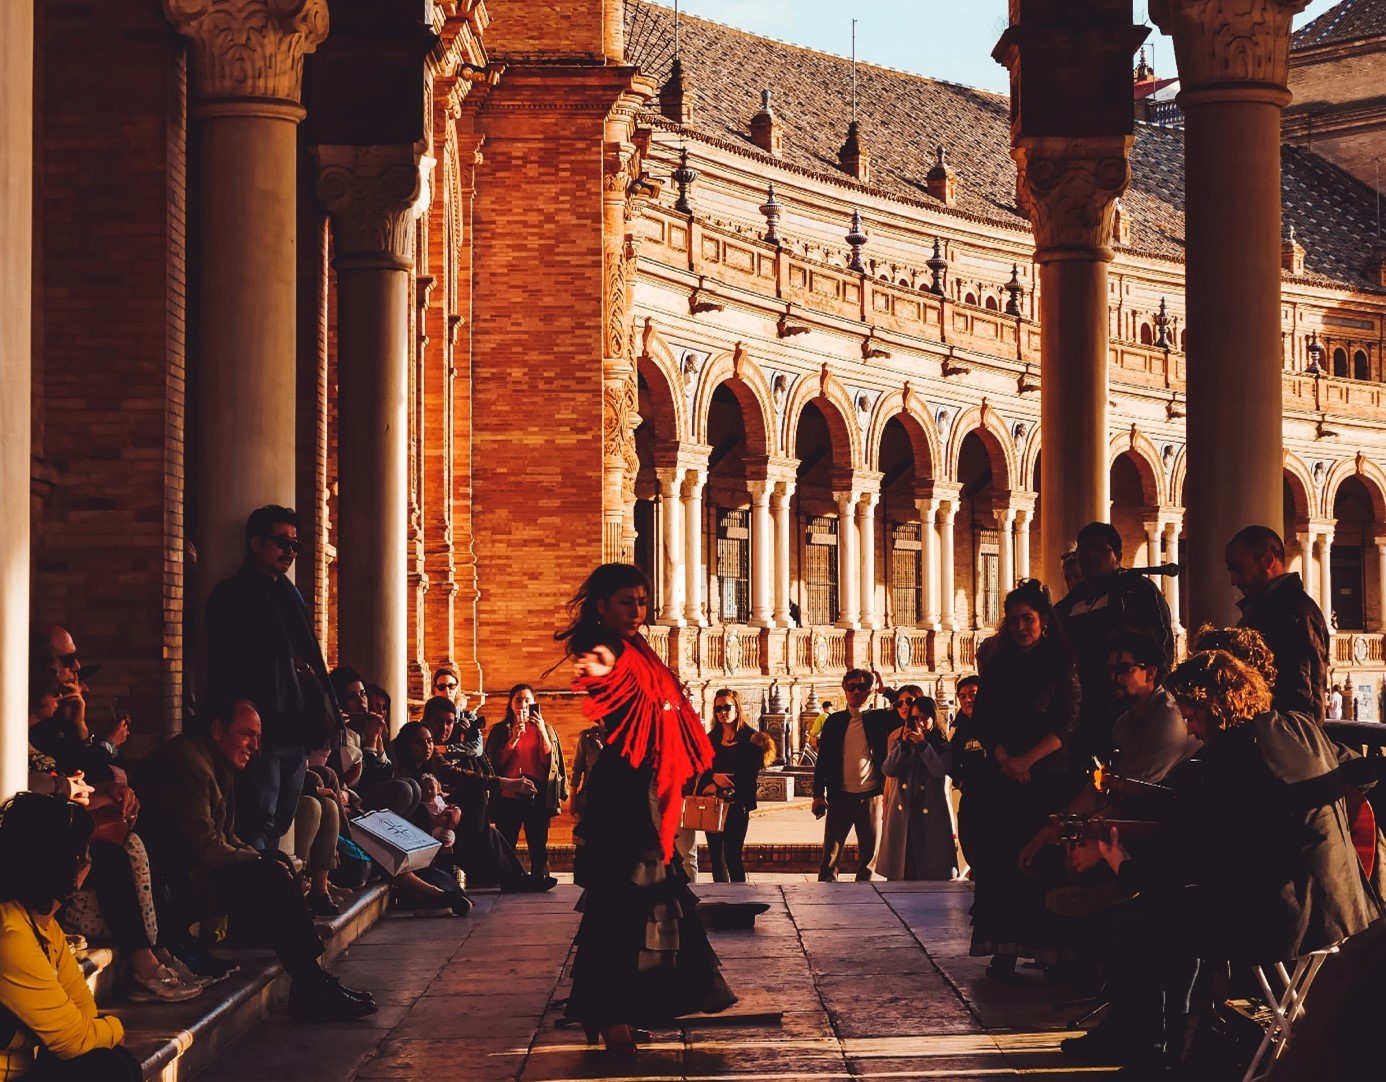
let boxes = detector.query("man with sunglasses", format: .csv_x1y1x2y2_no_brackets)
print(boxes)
205,505,340,852
811,669,895,882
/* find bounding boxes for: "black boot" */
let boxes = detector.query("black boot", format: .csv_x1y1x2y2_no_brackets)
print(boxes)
288,969,378,1022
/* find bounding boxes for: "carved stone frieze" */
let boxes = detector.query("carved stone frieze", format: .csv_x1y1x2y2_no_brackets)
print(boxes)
1148,0,1307,93
314,145,431,267
1012,136,1134,259
164,0,328,103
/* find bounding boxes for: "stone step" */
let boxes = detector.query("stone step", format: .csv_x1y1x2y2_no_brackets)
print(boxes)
90,883,388,1082
520,841,855,874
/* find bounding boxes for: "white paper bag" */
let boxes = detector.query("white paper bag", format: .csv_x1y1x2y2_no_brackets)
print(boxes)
350,810,441,876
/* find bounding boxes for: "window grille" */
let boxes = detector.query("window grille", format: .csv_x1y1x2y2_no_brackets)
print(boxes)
891,522,922,626
715,507,750,624
804,515,840,626
978,527,1000,629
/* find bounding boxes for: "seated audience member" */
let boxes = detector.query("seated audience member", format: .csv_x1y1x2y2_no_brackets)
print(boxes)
135,698,377,1020
418,698,554,892
65,705,131,786
418,774,460,858
431,664,462,705
384,723,476,913
1061,649,1379,1070
0,793,141,1082
291,784,343,918
332,666,417,818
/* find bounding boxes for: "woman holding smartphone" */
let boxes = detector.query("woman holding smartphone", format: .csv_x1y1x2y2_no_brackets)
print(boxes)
698,689,773,883
484,684,568,880
877,693,956,880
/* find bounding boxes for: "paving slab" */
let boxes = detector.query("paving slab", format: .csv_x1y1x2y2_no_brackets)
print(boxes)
194,882,1123,1082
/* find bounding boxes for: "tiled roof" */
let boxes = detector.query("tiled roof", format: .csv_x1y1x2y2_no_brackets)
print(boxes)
1293,0,1386,49
625,0,1383,293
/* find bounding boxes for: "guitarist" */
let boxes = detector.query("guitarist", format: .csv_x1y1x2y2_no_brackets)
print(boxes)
1060,649,1381,1072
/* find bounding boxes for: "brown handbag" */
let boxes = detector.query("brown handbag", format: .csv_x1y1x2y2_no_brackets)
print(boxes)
680,795,729,833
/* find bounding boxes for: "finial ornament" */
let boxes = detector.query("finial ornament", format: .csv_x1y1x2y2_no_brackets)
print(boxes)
845,210,868,273
926,237,948,296
759,182,783,245
671,146,698,215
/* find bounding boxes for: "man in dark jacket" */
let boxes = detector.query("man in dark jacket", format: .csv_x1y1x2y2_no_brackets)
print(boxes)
136,698,376,1021
811,669,895,881
1227,524,1330,723
205,505,340,850
1053,522,1174,764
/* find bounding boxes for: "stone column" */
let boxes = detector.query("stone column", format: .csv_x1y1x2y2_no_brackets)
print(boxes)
1149,0,1308,626
917,498,941,629
748,481,774,627
1298,528,1316,603
1164,520,1183,633
315,145,428,710
1012,142,1128,586
772,481,796,626
655,468,685,625
1317,530,1335,625
0,0,32,795
858,490,880,629
1014,508,1033,580
682,468,707,626
939,501,958,632
835,490,861,629
994,507,1017,593
1144,521,1162,569
167,0,328,593
1376,538,1386,632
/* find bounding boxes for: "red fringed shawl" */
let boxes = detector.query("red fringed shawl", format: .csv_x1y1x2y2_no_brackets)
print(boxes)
573,634,713,863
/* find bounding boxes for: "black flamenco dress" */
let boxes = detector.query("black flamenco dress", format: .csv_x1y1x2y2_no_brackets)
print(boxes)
563,634,736,1030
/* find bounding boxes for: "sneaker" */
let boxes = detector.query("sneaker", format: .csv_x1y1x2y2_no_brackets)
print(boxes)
288,975,378,1022
128,965,204,1003
155,949,217,989
171,940,240,982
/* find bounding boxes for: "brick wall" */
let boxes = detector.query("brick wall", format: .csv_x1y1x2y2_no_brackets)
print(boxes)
32,0,185,748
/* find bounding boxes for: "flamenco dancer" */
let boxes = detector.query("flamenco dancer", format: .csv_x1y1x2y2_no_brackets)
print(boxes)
560,563,737,1053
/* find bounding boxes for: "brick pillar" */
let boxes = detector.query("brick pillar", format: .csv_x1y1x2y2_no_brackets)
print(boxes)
0,0,32,795
315,145,428,718
1149,0,1308,626
168,0,328,599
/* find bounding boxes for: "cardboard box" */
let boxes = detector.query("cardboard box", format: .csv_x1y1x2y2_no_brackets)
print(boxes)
351,810,442,876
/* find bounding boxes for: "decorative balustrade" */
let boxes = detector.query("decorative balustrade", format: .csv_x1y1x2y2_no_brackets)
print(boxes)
1331,632,1385,667
694,625,762,677
644,624,671,665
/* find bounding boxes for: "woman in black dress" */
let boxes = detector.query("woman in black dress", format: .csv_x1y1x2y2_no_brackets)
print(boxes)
966,580,1080,979
698,688,773,883
561,564,736,1053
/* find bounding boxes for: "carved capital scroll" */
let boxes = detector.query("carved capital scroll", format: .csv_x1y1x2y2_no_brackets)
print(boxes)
1012,136,1134,261
1148,0,1308,96
314,145,432,269
165,0,328,104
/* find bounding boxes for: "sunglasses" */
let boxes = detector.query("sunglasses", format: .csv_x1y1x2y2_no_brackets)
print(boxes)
1109,662,1148,675
895,697,916,708
266,534,301,553
435,681,459,691
844,681,871,692
56,651,78,667
713,705,735,714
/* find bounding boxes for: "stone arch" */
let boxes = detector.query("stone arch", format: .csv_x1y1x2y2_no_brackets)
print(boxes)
864,388,941,477
1324,455,1386,524
691,347,775,457
944,404,1016,489
1168,444,1189,509
1108,428,1168,508
636,323,690,444
783,367,861,469
1283,450,1317,521
1020,426,1042,493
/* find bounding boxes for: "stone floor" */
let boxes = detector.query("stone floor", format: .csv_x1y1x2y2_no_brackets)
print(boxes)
196,879,1116,1082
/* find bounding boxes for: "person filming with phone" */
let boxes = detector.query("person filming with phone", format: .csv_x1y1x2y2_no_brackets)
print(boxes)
484,684,568,881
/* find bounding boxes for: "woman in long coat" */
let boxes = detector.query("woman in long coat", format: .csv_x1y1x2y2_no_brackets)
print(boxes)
877,695,956,880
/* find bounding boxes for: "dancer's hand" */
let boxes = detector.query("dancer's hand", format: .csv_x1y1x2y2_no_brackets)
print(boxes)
573,645,616,679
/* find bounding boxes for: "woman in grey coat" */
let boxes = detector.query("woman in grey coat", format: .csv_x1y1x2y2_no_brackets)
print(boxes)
877,695,957,881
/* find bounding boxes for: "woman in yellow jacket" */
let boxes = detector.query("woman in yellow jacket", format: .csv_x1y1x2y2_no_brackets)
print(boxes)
0,793,138,1081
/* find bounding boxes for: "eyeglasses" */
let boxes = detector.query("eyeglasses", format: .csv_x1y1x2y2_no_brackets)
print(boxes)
266,534,301,553
713,705,735,715
844,682,871,692
435,681,459,691
56,651,78,667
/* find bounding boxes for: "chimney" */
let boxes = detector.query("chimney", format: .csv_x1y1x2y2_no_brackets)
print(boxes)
925,144,956,206
1282,225,1306,276
839,120,871,184
659,56,692,124
749,88,783,157
1369,243,1386,289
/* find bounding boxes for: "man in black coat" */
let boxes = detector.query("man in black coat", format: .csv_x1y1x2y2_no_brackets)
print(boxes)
1226,524,1330,723
205,505,340,850
811,669,895,881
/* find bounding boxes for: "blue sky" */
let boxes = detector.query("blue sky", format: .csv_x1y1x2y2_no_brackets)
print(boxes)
678,1,1343,93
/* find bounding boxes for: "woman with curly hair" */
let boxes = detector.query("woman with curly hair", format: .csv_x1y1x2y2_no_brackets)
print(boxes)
560,564,735,1053
698,688,773,883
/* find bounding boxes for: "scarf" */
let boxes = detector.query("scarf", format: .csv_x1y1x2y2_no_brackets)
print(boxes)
573,634,713,862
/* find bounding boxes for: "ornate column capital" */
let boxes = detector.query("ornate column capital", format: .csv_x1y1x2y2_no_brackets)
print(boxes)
165,0,327,108
314,145,432,270
1148,0,1307,100
1012,135,1134,262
